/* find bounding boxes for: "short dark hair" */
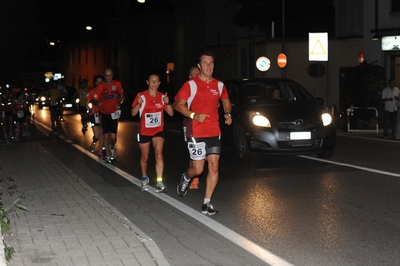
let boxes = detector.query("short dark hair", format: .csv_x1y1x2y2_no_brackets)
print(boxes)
197,50,215,64
147,73,161,81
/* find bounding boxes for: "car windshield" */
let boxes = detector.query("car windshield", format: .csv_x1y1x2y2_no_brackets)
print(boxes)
243,81,313,104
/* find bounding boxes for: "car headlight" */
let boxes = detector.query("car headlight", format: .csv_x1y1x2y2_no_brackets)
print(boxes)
321,113,332,126
75,98,80,103
40,96,46,101
248,111,271,127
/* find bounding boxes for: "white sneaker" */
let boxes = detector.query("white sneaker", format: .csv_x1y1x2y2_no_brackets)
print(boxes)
103,156,112,163
155,181,167,193
141,178,149,191
110,148,116,160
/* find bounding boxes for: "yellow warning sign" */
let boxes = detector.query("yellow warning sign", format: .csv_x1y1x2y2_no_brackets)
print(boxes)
309,33,328,61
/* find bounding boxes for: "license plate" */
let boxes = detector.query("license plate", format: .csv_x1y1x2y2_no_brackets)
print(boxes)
290,132,311,140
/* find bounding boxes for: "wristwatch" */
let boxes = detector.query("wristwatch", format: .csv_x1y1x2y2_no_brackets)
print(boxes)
190,112,196,119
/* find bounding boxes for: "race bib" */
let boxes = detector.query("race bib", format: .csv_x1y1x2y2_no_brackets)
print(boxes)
111,110,121,120
187,141,206,160
17,110,24,118
145,112,161,128
94,114,100,124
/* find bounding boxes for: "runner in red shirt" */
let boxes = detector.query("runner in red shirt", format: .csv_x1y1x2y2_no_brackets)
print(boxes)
173,66,201,189
131,73,174,193
96,68,124,163
174,50,232,215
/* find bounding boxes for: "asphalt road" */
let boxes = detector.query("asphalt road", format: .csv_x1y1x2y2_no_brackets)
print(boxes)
29,104,400,265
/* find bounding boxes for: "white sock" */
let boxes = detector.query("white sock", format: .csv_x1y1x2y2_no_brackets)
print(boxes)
203,198,210,205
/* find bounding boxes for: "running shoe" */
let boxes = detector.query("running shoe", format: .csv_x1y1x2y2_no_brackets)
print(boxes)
201,202,219,215
177,172,190,197
104,156,112,163
141,178,149,191
190,177,199,189
89,143,96,153
110,148,116,160
156,181,167,193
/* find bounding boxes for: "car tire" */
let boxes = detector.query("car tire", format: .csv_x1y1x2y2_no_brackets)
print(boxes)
234,126,251,162
316,150,334,159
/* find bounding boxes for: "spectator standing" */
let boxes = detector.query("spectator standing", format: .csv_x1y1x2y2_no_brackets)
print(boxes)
87,75,105,156
74,79,91,132
174,50,232,215
96,68,125,163
131,73,174,193
382,78,399,139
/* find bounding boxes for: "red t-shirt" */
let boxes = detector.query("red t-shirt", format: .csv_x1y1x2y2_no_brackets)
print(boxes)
132,90,168,136
97,80,123,114
175,76,228,138
86,88,100,115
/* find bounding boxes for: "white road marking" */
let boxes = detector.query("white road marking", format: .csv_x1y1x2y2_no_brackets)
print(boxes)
299,155,400,177
34,119,294,265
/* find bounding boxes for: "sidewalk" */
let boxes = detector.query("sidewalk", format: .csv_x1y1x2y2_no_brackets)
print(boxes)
0,140,169,266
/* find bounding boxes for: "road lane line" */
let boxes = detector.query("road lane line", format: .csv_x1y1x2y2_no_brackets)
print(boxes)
32,119,293,265
71,144,294,266
299,155,400,177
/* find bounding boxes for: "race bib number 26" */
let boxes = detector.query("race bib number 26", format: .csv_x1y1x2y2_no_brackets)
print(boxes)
145,112,161,128
188,141,206,160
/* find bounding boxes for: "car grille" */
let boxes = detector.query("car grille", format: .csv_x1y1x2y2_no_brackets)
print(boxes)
277,121,319,130
277,139,321,148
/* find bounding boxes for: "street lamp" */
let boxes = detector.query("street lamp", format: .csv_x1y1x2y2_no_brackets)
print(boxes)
137,0,145,3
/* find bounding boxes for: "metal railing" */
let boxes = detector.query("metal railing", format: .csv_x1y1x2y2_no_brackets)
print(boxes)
347,106,379,134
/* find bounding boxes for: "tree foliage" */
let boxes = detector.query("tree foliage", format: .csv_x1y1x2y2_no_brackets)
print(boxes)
340,61,386,109
230,0,335,38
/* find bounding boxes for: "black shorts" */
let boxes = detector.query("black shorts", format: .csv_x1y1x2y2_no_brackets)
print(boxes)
49,105,59,112
89,114,101,127
101,113,118,134
137,131,164,143
12,115,24,124
2,111,12,118
187,136,221,160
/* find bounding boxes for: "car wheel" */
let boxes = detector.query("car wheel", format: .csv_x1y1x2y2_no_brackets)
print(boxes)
316,150,334,159
234,126,251,161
